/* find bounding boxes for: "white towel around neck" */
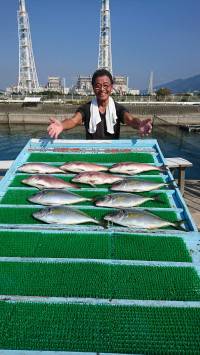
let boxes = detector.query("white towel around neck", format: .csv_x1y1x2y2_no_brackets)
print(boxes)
89,97,117,134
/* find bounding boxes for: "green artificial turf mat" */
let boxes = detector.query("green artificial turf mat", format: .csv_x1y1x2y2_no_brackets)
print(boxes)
0,302,199,353
0,231,191,262
27,152,155,164
0,262,199,300
112,233,191,262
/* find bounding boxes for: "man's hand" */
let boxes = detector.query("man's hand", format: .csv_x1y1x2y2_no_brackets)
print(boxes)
124,112,153,137
47,118,64,139
138,118,152,137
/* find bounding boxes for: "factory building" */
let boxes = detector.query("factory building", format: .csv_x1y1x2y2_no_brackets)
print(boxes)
45,77,63,93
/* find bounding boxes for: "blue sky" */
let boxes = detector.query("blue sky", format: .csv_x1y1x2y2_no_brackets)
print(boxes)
0,0,200,90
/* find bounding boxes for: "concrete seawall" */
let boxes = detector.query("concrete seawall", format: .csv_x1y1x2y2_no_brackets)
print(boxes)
1,102,200,125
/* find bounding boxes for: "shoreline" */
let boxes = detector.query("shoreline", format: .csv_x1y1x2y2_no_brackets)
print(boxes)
1,102,200,125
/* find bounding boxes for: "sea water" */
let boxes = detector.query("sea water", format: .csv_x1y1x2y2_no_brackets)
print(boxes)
0,124,199,179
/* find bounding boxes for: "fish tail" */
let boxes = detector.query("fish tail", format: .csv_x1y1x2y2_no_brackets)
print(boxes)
152,194,165,205
159,164,168,172
172,220,187,232
166,180,176,189
92,195,104,204
91,218,100,225
100,219,108,228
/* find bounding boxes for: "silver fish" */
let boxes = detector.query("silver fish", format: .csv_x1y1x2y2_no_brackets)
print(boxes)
109,162,164,175
33,206,99,225
95,193,154,208
28,189,91,206
22,174,78,190
60,161,108,173
111,179,166,192
18,162,64,174
72,171,124,187
104,209,177,230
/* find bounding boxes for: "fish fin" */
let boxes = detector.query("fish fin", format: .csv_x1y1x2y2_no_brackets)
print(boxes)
126,171,136,175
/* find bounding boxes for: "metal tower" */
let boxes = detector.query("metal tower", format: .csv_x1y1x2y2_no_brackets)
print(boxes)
17,0,39,93
98,0,112,74
148,71,154,95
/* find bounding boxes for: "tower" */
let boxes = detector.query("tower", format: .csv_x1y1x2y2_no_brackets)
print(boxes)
98,0,112,74
148,71,154,95
17,0,39,93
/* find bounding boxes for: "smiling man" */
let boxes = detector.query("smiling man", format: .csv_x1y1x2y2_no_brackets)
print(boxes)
47,69,152,139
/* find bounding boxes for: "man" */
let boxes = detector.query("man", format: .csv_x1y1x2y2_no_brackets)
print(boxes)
47,69,152,139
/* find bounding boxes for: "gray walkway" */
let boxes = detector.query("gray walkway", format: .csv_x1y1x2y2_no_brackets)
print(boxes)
184,179,200,230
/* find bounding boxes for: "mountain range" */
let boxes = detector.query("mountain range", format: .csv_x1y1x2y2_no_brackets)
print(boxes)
154,74,200,94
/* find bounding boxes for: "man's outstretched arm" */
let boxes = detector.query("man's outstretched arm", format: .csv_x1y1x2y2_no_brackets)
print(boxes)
47,112,83,139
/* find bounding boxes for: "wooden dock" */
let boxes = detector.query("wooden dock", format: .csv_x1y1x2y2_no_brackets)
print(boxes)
184,179,200,230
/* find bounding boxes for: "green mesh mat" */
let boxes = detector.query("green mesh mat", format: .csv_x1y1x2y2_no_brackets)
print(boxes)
27,151,155,163
0,206,180,226
1,189,171,208
112,233,191,262
9,174,167,189
0,262,199,300
0,302,199,353
0,231,191,262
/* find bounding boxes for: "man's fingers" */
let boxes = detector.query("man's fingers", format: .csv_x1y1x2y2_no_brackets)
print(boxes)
47,125,52,133
49,117,57,123
144,117,153,124
48,126,56,136
47,126,55,134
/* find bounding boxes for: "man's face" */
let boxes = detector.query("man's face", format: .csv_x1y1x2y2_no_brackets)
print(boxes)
93,75,113,101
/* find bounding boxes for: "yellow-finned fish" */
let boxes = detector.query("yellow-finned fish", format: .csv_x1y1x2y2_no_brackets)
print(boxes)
29,189,91,206
95,193,154,208
33,206,99,225
111,178,167,192
104,209,182,230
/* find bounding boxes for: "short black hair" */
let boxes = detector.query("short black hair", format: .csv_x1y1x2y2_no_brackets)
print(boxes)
92,69,113,87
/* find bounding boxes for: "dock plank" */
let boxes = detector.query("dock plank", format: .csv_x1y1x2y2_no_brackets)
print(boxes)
0,160,13,171
184,180,200,230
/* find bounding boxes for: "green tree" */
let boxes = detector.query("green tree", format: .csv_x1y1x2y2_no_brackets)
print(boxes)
156,88,172,97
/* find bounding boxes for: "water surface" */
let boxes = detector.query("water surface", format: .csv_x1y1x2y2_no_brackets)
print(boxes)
0,124,199,179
